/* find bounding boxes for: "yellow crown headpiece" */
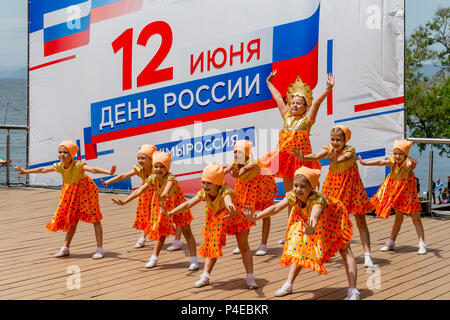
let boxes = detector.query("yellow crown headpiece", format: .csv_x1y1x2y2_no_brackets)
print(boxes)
286,76,313,108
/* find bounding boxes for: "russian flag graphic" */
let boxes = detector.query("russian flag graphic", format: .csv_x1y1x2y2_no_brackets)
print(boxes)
30,0,143,57
43,0,91,56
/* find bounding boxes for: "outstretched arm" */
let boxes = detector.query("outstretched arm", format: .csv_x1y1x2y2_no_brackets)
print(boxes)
307,74,334,122
238,162,256,176
111,182,149,205
83,164,116,176
16,165,55,174
358,155,390,166
243,198,290,222
266,70,289,117
101,170,135,187
164,195,201,217
292,148,327,161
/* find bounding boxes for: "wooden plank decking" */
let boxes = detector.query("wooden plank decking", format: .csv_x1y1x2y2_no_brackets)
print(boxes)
0,187,449,300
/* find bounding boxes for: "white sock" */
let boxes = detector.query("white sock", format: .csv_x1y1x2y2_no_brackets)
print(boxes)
347,288,360,296
386,239,395,247
258,244,267,250
149,255,158,262
190,256,198,264
364,252,371,256
173,240,181,245
246,273,255,280
138,237,146,242
419,241,426,248
201,272,210,280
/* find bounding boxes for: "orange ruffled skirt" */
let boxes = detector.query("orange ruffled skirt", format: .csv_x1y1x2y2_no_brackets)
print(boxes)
321,165,374,215
144,186,193,241
371,172,422,219
235,174,277,212
280,197,353,274
258,129,321,178
46,176,102,232
132,184,155,231
199,198,252,259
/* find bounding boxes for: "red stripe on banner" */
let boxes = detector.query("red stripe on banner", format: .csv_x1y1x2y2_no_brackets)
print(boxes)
175,170,204,178
92,99,275,144
354,96,404,112
327,89,333,115
271,42,319,98
29,55,76,71
91,0,143,24
44,29,90,57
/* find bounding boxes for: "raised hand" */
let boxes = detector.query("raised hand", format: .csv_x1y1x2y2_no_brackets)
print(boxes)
161,204,170,217
223,202,237,219
408,158,418,169
110,165,117,176
242,207,256,222
358,155,366,166
15,165,27,175
291,148,304,160
111,198,125,206
326,73,335,90
266,70,277,83
100,178,108,187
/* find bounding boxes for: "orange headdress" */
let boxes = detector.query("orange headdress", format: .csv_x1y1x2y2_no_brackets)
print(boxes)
393,140,413,156
294,167,321,190
58,140,79,159
152,151,172,170
201,162,225,186
138,144,157,158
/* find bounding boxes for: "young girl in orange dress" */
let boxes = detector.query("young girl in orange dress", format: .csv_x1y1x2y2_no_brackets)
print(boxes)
164,162,257,289
258,71,334,243
111,151,199,270
16,140,116,259
358,140,426,255
101,144,156,249
244,167,360,300
293,125,375,267
224,140,277,256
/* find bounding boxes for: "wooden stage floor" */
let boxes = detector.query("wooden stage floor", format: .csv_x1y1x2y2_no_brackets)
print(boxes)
1,187,449,300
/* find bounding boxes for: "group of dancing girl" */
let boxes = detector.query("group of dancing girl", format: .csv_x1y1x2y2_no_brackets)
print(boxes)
16,70,426,300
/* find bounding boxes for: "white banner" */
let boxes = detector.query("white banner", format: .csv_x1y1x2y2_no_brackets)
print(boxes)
29,0,404,197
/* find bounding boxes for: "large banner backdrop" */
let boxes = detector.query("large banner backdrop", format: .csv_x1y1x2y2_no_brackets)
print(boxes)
29,0,405,197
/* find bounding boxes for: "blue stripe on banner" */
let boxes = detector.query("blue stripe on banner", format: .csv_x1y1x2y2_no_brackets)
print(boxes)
44,14,91,42
272,4,320,62
155,127,255,161
76,139,81,158
94,175,132,190
334,108,404,123
319,148,386,166
365,185,380,198
90,63,273,136
91,0,123,9
84,127,93,145
30,0,89,33
327,39,333,73
29,149,114,169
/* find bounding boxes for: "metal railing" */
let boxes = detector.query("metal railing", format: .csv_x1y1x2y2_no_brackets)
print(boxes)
408,137,450,214
0,125,29,187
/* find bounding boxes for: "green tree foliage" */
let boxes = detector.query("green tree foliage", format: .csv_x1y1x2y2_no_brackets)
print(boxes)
405,7,449,157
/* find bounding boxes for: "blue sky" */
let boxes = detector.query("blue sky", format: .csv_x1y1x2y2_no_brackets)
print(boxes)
0,0,448,69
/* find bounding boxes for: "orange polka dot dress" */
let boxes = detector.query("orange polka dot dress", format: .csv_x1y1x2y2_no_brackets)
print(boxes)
229,159,278,213
132,164,155,231
280,191,353,274
258,111,321,178
321,144,374,215
197,186,252,259
46,161,102,232
143,173,193,240
371,156,421,219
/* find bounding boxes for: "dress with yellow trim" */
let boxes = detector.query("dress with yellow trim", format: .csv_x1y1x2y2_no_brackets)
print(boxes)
46,161,102,232
229,159,278,213
370,156,421,219
197,186,252,258
321,144,374,215
280,191,353,274
143,173,193,240
132,164,155,231
257,111,321,178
